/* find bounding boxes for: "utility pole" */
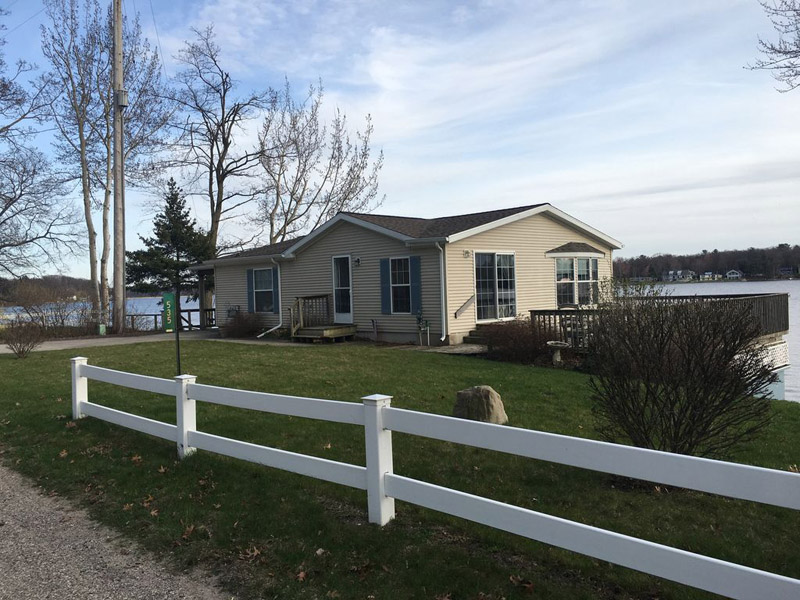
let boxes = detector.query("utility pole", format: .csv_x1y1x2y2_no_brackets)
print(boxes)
112,0,128,333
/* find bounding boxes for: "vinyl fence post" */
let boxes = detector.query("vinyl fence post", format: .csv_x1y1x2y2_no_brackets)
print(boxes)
176,374,197,459
70,357,89,420
362,393,395,525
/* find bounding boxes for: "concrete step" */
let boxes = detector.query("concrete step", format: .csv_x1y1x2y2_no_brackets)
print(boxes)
463,335,487,345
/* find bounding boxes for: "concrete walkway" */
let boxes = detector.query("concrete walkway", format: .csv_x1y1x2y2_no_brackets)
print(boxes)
0,329,486,355
0,464,232,600
0,330,222,354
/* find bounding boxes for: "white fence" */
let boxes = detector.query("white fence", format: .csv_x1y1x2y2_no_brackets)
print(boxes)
70,357,800,600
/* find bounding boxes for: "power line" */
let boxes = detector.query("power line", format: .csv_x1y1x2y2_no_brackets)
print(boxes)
7,7,44,34
148,0,169,80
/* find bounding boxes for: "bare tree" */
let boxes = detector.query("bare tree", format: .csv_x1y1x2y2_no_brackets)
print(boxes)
41,0,172,323
254,81,383,243
92,3,173,322
41,0,103,318
0,10,52,143
0,9,77,276
752,0,800,90
171,26,268,251
0,148,76,277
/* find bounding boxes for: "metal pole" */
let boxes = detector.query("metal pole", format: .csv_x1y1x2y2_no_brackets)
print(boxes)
175,248,182,376
111,0,127,333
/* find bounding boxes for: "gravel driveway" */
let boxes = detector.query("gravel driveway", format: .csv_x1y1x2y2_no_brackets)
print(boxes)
0,465,233,600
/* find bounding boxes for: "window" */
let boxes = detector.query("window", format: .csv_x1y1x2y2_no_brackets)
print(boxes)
253,268,274,312
556,258,599,306
390,257,411,313
476,252,516,320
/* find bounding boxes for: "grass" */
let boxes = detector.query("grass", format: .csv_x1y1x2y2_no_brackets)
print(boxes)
1,340,799,599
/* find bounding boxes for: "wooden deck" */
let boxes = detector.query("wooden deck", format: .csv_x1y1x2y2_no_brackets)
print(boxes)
293,324,358,341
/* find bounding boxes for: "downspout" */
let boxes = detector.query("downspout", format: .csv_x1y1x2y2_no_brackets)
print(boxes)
436,243,447,342
257,259,282,337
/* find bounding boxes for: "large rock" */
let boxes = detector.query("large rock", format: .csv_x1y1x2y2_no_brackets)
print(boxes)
453,385,508,425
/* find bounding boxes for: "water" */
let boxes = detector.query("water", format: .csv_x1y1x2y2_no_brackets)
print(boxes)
1,296,203,328
126,296,203,328
661,280,798,402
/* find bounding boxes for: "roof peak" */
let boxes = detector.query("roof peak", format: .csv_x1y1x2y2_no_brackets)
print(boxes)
342,202,548,223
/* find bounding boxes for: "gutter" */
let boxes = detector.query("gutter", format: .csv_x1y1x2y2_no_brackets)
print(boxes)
257,259,283,338
436,242,447,342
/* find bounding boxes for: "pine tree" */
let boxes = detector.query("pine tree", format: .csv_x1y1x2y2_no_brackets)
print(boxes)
126,179,211,295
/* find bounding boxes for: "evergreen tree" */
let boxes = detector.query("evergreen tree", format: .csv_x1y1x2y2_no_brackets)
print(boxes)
126,179,211,295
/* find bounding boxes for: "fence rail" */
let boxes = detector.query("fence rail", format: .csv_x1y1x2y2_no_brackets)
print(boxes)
70,358,800,600
531,293,790,350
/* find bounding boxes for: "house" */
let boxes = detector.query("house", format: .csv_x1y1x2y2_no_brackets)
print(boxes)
662,270,696,282
726,269,744,280
193,203,622,345
700,271,722,281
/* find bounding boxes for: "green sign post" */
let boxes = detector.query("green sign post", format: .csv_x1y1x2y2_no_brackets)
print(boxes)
162,292,176,333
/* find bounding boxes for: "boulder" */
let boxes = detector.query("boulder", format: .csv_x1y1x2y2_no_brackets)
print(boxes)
453,385,508,425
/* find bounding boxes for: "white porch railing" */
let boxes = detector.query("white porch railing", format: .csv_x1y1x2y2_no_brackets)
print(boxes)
70,357,800,600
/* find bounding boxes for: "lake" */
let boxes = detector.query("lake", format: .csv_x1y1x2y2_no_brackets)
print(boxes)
662,280,797,402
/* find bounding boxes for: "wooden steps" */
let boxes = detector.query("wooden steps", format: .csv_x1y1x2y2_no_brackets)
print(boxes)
292,324,358,342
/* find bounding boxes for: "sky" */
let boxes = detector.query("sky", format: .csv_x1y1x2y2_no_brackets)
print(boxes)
5,0,800,279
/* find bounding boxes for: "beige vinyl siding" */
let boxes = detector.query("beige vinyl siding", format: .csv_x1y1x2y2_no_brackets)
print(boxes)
214,262,281,328
281,221,442,341
446,213,614,339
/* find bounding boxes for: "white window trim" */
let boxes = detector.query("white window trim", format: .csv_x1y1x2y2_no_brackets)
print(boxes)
389,256,411,314
474,250,517,323
253,267,274,313
332,255,353,320
554,257,599,307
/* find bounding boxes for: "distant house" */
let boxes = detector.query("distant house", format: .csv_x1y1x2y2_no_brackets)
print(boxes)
726,269,744,279
663,270,696,282
193,203,623,344
700,271,721,281
778,266,796,278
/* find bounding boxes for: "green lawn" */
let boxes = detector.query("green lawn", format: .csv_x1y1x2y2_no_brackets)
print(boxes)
1,341,798,599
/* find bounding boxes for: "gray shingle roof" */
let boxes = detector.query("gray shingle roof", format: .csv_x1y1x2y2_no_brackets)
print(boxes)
341,203,547,238
218,237,301,259
211,204,550,262
546,242,604,255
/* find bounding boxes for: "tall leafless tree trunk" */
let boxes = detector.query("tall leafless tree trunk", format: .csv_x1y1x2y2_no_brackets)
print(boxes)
41,0,172,325
41,0,102,320
170,26,268,253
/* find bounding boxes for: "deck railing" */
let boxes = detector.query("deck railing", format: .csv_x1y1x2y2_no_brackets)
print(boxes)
125,308,216,332
70,358,800,599
289,294,332,336
531,293,789,350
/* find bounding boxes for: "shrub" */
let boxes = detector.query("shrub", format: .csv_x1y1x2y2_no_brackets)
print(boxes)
2,318,44,358
589,282,775,458
483,317,562,365
221,311,262,338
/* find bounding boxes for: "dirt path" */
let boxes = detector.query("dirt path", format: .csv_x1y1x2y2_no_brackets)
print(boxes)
0,464,234,600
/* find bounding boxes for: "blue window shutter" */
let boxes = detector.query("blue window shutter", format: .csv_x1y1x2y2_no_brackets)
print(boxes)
272,267,280,314
380,259,391,314
246,269,254,313
410,256,422,315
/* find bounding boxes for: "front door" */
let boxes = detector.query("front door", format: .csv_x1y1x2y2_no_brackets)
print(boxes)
332,256,353,324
